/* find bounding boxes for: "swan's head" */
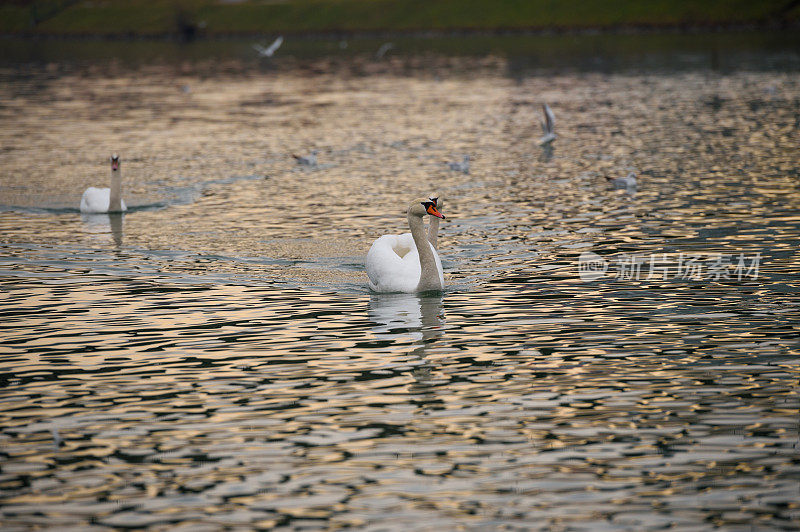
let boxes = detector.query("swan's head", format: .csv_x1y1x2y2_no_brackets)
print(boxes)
428,193,443,211
110,154,120,172
410,198,445,219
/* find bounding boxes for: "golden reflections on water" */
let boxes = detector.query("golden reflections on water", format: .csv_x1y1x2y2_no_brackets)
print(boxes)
0,55,799,529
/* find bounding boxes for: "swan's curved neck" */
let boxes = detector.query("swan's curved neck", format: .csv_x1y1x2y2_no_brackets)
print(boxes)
408,213,442,291
427,216,440,250
109,168,122,212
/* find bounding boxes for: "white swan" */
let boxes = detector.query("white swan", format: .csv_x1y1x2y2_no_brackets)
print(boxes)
366,198,445,293
80,155,127,213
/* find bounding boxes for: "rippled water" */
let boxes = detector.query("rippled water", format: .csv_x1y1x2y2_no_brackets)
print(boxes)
1,38,799,530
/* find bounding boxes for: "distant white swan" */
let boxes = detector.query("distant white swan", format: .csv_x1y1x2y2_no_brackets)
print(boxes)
80,154,127,213
366,198,445,293
539,103,556,145
253,36,283,57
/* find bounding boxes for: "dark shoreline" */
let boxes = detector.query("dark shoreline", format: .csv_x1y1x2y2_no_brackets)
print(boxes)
2,19,799,43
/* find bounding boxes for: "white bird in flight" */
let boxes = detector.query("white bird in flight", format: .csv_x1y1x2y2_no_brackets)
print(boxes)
293,150,318,166
253,36,284,57
539,103,556,145
376,42,394,59
51,428,63,449
446,155,470,174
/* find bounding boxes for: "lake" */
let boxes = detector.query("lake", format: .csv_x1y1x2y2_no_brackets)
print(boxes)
1,32,799,530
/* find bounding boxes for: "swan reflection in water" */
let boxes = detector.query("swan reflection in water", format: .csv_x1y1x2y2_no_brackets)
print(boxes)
368,292,445,390
80,212,124,247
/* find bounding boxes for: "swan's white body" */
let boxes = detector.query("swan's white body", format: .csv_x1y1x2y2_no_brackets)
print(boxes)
367,233,443,293
80,187,127,213
80,156,126,213
366,198,445,293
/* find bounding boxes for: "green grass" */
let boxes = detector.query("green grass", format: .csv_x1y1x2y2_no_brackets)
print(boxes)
2,0,798,36
0,6,33,32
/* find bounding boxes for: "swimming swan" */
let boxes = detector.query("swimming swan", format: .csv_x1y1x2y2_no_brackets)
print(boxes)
80,155,127,213
366,198,446,293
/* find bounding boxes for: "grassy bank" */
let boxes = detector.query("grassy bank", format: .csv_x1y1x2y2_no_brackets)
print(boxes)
2,0,799,37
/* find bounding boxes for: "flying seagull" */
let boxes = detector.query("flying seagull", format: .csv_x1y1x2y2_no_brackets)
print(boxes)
253,36,284,58
539,103,556,145
292,150,318,166
376,42,394,59
51,428,63,449
446,155,470,174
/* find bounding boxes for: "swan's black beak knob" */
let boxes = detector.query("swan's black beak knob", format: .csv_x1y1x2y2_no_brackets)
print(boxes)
425,203,445,219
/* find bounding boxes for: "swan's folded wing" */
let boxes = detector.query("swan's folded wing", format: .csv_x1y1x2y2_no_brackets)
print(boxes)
80,187,110,213
366,234,422,293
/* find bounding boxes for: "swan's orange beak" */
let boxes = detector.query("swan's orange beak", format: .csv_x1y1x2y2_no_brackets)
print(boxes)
426,203,445,219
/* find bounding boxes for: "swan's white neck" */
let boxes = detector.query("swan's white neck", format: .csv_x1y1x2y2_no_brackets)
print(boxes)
427,215,440,250
409,212,442,292
109,168,123,212
427,198,442,250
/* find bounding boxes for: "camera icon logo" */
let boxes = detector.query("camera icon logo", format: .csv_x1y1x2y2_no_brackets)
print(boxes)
578,251,608,281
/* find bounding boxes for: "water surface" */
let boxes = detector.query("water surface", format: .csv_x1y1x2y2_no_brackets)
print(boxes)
1,37,799,530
